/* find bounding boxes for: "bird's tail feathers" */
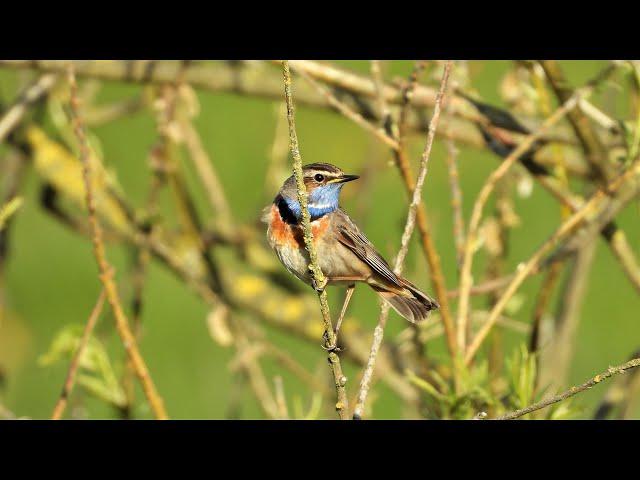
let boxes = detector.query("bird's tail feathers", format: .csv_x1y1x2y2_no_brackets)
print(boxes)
372,278,439,324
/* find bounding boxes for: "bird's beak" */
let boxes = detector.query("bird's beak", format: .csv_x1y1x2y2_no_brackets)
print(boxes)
332,174,360,184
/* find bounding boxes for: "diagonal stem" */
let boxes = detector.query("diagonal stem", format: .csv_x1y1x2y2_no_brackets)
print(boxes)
67,64,169,420
51,289,106,420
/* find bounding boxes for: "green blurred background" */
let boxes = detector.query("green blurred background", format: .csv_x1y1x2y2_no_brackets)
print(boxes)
1,61,639,419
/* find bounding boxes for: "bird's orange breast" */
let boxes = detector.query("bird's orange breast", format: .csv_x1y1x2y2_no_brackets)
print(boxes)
269,204,330,248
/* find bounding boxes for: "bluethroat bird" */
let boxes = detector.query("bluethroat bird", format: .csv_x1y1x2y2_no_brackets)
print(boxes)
263,162,439,335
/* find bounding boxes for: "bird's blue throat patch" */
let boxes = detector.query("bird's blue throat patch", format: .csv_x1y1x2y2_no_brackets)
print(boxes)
276,184,342,224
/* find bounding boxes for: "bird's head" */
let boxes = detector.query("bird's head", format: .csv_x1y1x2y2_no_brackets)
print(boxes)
277,163,359,220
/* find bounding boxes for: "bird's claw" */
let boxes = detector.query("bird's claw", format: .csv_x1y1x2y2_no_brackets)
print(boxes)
322,331,343,353
321,342,343,353
311,276,328,293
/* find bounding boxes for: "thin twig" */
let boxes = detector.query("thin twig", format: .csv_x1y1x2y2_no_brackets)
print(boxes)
369,61,456,404
67,64,169,420
0,60,590,157
295,67,399,150
353,61,452,420
180,118,233,222
51,289,106,420
495,357,640,420
282,61,349,420
389,61,458,361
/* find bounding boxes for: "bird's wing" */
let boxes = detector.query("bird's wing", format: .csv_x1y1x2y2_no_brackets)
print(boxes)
333,209,403,289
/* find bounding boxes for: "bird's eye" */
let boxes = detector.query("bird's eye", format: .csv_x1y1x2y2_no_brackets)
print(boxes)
314,174,325,182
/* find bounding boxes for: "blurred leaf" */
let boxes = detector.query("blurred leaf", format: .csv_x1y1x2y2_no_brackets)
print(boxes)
39,325,126,409
77,374,126,407
505,344,537,414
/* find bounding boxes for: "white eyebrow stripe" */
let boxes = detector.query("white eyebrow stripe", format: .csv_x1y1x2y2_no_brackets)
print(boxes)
307,174,339,179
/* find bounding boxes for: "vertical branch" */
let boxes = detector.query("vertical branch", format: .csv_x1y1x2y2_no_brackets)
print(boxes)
51,289,105,420
282,61,349,420
67,64,169,420
353,61,452,420
390,61,457,361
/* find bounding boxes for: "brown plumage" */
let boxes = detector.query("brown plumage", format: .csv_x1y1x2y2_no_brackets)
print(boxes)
333,209,438,323
264,163,439,324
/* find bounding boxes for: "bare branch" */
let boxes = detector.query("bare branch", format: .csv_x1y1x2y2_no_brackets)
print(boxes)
282,60,349,420
353,61,452,420
495,357,640,420
51,289,105,420
67,64,169,420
